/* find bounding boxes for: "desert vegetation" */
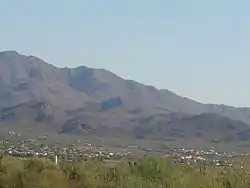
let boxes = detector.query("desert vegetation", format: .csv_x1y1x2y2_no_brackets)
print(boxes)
0,156,250,188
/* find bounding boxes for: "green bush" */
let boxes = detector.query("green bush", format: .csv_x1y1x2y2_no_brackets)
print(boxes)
1,156,250,187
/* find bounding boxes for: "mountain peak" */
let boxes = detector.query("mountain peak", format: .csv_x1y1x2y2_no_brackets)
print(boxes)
0,50,19,56
1,51,250,148
0,51,250,125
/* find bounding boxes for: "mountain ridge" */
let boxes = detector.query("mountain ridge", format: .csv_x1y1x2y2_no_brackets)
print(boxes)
1,50,250,147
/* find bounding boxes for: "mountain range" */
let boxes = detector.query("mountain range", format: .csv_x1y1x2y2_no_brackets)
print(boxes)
1,51,250,147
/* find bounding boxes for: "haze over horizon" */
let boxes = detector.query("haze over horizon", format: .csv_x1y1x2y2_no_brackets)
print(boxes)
1,0,250,107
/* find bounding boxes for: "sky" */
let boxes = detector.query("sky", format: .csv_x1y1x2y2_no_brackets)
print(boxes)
1,0,250,107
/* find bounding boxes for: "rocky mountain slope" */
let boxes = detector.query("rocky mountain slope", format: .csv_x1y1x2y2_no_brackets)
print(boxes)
1,51,250,143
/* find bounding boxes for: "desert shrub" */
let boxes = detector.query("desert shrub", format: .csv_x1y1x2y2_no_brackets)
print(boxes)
1,156,250,187
0,156,67,188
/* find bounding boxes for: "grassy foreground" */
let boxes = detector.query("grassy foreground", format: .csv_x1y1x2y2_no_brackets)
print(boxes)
0,156,249,188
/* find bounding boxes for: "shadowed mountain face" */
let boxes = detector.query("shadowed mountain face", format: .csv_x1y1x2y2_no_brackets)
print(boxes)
1,51,250,144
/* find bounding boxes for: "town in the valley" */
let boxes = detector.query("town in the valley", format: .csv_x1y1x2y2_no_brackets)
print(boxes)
0,130,248,168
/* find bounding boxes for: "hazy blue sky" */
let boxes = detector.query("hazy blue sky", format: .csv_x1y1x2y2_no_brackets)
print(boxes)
1,0,250,106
